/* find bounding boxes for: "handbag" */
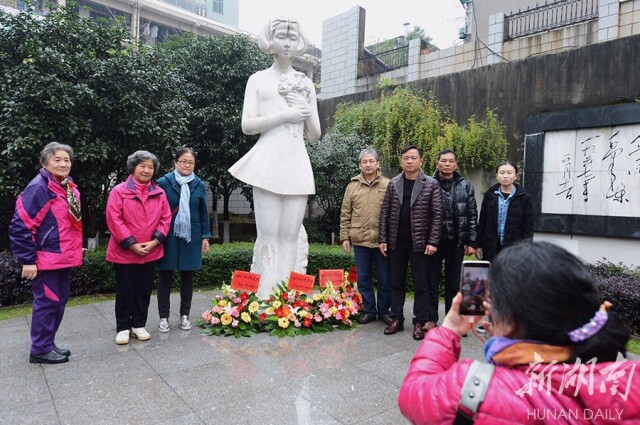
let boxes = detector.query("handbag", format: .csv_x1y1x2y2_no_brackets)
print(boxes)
453,360,496,425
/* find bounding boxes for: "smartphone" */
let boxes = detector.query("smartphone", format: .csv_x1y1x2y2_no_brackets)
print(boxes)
459,260,490,315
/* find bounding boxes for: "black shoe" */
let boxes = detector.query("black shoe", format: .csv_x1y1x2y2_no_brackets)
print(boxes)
413,323,426,340
383,319,404,335
53,345,71,357
358,314,377,324
30,350,69,364
379,314,393,325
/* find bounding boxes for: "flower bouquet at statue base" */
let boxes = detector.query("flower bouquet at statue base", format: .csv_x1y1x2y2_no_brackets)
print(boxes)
260,276,364,338
197,284,262,338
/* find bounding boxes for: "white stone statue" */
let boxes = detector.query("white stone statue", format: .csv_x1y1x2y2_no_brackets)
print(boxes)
229,17,321,299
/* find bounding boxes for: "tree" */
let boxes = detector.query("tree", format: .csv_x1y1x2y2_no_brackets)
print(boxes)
0,4,190,240
158,33,272,241
332,87,507,174
406,25,439,52
306,131,368,242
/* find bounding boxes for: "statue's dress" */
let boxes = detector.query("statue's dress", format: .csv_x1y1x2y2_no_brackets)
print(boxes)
229,74,315,196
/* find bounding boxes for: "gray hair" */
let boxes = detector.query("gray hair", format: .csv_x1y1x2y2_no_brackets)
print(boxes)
358,148,379,162
257,17,308,56
126,150,159,175
40,142,74,166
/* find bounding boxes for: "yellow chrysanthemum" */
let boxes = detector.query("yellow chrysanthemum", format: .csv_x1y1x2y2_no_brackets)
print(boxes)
220,313,233,325
241,312,251,323
273,300,282,308
278,317,290,329
248,302,259,313
218,300,228,307
346,301,353,309
313,294,322,301
297,310,308,318
329,306,338,315
265,307,275,316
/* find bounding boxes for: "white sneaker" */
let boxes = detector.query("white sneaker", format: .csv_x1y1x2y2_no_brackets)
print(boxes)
115,330,130,345
180,315,192,331
476,325,487,334
158,318,170,333
131,327,151,341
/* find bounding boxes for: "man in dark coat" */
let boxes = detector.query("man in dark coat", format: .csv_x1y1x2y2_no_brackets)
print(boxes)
431,150,478,315
379,145,443,341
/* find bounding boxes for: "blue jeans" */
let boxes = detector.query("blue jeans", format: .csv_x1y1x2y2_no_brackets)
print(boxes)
354,245,391,317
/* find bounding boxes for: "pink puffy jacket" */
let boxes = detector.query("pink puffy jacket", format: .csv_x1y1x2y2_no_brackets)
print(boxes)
399,327,640,424
106,176,172,264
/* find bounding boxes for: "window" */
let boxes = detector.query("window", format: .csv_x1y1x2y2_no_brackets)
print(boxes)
213,0,223,14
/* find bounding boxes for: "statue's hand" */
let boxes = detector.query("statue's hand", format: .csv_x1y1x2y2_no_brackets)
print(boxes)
283,105,311,123
285,91,309,107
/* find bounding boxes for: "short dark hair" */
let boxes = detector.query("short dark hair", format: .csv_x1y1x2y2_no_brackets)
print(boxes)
490,240,629,362
495,160,518,174
174,147,197,162
438,149,457,161
401,145,423,158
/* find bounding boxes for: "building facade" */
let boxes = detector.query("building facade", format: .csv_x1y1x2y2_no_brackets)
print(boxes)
320,0,640,99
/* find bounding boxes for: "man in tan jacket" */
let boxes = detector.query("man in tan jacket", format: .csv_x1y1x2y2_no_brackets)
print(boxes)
340,148,392,325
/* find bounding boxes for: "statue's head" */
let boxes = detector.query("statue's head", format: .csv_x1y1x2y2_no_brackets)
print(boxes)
258,17,308,56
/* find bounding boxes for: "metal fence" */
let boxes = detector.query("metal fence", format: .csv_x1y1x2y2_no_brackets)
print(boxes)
505,0,598,40
358,45,409,77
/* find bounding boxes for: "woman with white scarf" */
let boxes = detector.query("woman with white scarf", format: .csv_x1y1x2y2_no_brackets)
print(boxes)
156,148,211,332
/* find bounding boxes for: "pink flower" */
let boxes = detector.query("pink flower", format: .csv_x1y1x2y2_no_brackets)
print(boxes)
211,317,220,325
230,308,240,318
231,319,239,328
233,297,242,304
314,314,323,322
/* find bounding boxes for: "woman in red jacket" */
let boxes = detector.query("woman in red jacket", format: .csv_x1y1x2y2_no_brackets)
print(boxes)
106,151,172,345
399,240,638,424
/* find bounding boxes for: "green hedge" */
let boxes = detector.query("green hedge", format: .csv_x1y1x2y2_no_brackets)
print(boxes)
1,243,437,307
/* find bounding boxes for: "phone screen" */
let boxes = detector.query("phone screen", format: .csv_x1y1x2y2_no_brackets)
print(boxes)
459,261,490,315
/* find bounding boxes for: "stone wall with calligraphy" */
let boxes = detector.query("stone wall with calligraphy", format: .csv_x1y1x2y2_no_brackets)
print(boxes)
524,104,640,240
542,126,640,217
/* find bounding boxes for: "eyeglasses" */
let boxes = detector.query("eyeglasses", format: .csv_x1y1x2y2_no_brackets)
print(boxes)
177,160,195,166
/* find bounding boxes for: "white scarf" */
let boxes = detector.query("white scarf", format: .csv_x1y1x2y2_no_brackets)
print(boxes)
173,170,195,242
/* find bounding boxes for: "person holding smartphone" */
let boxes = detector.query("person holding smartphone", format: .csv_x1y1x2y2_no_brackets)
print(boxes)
398,240,638,424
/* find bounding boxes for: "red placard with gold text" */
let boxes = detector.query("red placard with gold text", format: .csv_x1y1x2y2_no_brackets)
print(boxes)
319,269,345,288
230,270,261,293
288,272,316,294
347,266,358,283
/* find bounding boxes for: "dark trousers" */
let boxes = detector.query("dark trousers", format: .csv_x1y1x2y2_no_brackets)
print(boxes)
30,268,71,355
388,241,438,324
431,238,465,315
114,262,156,332
157,270,194,318
354,246,391,317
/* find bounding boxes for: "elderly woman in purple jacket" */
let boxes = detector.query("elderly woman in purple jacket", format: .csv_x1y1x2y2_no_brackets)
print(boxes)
10,142,83,364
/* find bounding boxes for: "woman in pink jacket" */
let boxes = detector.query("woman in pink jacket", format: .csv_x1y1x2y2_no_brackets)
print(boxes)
106,150,171,345
10,142,83,364
399,240,639,424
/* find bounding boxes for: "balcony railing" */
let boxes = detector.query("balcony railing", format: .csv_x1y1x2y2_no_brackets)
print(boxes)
505,0,598,40
159,0,206,17
358,45,408,77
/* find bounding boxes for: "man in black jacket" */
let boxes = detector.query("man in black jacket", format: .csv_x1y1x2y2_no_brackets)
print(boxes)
379,145,443,340
432,150,478,315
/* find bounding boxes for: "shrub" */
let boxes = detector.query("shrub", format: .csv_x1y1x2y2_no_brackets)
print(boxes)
589,262,640,335
0,251,31,307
